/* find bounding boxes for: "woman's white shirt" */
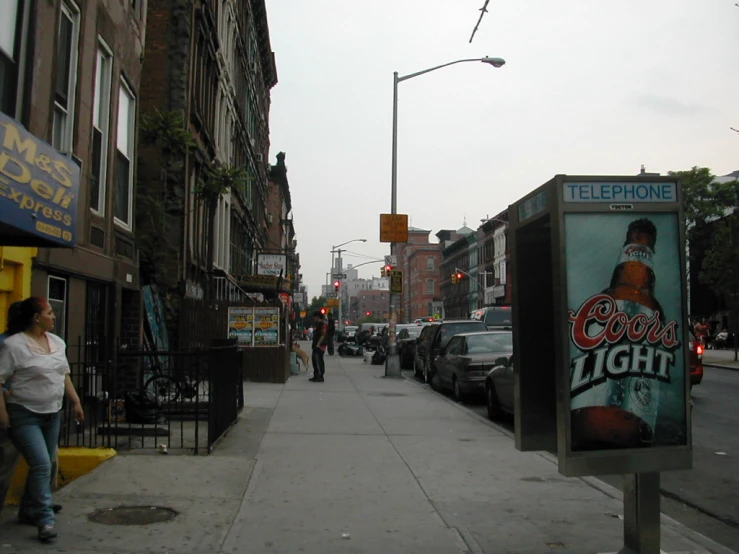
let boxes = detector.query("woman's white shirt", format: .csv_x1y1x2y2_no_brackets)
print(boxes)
0,332,70,413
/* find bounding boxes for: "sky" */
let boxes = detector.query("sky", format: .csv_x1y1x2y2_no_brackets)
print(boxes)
265,0,739,300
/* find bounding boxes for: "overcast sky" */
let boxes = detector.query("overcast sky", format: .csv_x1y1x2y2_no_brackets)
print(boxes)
265,0,739,299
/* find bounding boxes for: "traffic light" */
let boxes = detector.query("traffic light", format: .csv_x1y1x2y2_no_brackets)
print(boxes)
456,271,463,282
366,311,372,316
320,307,327,315
334,280,340,292
382,264,393,277
451,273,457,284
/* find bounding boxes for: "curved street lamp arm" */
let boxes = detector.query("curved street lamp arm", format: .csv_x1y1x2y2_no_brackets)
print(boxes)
332,238,367,251
398,58,488,83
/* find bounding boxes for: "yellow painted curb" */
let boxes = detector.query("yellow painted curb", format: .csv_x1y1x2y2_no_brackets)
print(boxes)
5,447,116,505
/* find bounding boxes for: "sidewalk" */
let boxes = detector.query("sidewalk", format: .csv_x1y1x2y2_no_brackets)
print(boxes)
0,347,734,553
703,349,739,371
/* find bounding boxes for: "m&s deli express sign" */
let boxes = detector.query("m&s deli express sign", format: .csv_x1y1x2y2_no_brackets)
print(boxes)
0,111,80,247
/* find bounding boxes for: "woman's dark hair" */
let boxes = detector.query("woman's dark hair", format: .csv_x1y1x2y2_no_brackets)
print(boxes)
4,301,23,335
8,297,48,335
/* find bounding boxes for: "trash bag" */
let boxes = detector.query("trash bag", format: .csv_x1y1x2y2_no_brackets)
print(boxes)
371,349,386,365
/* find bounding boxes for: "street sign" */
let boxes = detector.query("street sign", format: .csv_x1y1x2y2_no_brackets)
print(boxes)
332,273,347,279
326,292,338,299
380,214,409,243
327,299,339,308
390,270,403,294
384,255,397,266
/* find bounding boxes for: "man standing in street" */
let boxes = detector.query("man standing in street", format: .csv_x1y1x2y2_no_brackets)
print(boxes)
326,313,336,356
310,311,327,382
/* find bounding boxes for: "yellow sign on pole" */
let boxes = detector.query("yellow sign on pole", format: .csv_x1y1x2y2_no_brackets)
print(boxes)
379,214,409,243
300,311,307,318
390,270,403,294
327,298,339,308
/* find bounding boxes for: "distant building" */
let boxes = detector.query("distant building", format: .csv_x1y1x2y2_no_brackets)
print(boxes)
398,228,442,322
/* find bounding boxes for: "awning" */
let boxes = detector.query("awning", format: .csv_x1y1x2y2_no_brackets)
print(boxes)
0,111,81,247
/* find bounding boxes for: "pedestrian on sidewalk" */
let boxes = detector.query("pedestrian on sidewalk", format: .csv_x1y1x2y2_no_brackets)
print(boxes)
0,302,62,520
0,297,85,542
326,312,336,356
310,311,327,382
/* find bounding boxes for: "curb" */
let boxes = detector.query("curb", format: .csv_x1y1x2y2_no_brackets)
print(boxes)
704,362,739,372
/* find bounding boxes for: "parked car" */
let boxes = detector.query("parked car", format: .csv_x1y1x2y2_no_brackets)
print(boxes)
413,320,488,385
469,306,513,330
434,331,513,402
485,355,515,421
397,326,423,369
689,327,703,387
337,325,358,343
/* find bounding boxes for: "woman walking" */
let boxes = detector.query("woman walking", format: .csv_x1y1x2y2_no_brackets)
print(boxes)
0,297,84,541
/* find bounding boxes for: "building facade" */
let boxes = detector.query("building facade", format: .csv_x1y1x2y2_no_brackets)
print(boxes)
397,227,441,322
137,0,278,344
437,226,473,319
3,0,147,349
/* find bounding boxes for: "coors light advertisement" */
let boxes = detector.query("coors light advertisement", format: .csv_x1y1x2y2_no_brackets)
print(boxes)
565,214,687,451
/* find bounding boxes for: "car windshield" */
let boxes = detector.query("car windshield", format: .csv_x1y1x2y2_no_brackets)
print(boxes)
484,309,512,326
439,323,486,347
465,333,512,354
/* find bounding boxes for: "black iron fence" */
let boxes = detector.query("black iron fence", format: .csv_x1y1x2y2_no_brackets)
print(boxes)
61,340,243,454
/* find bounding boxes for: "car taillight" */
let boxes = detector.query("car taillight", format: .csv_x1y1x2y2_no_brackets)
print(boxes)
696,344,704,356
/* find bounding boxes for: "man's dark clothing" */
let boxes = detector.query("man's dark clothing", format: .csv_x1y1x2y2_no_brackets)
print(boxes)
326,318,336,355
311,321,327,381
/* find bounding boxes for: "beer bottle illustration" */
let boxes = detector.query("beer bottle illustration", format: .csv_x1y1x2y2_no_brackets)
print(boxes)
571,218,664,449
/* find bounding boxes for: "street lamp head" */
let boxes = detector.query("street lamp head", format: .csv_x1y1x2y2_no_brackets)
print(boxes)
481,57,506,68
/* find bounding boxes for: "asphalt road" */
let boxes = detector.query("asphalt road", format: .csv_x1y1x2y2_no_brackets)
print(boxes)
408,366,739,552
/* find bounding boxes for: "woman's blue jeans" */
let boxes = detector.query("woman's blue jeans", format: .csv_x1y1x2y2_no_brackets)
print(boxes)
8,404,60,527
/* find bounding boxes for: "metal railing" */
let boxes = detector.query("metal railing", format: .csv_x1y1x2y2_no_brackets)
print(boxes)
61,341,243,455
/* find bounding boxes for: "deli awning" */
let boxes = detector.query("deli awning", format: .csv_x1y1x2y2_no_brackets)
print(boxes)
0,111,80,247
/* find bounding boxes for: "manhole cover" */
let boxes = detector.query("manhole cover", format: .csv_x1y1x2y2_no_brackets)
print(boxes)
88,506,178,525
365,392,407,397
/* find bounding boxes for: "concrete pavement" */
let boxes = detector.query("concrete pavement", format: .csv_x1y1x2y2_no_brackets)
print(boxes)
0,344,734,553
703,349,739,371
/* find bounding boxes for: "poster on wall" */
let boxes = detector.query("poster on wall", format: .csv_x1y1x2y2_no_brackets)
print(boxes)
227,307,254,346
565,213,686,452
254,307,280,346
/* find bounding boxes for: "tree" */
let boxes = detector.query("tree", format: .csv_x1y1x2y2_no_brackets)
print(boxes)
138,110,195,285
195,165,248,299
700,214,739,360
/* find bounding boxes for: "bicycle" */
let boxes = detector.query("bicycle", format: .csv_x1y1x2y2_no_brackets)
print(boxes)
142,354,209,405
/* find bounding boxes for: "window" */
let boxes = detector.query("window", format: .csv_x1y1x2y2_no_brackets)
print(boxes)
52,1,80,153
90,42,112,214
48,276,67,341
426,256,435,270
0,0,22,115
114,81,135,227
426,279,435,294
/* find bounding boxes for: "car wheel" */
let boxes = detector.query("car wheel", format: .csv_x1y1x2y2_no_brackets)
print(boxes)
429,363,440,391
452,376,465,403
486,380,503,421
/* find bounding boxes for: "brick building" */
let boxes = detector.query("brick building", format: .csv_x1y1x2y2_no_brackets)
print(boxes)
355,289,390,321
398,228,442,321
2,0,146,350
137,0,278,343
437,226,474,319
265,152,299,293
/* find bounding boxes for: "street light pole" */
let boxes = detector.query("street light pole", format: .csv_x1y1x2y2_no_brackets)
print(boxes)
386,56,506,378
330,238,367,331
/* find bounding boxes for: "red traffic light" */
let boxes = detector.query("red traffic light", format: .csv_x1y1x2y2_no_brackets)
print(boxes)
456,272,463,280
320,308,327,315
366,311,371,316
